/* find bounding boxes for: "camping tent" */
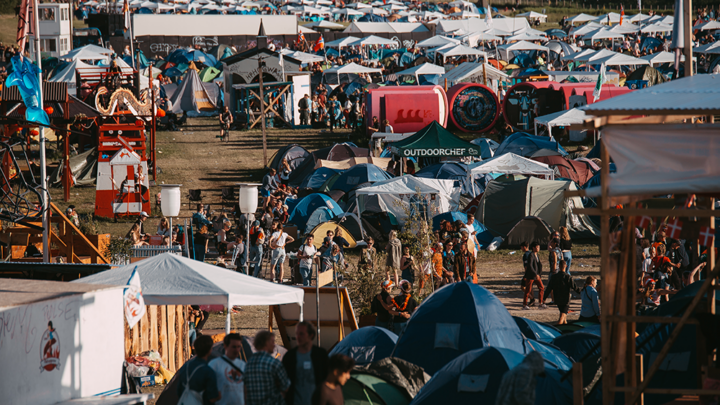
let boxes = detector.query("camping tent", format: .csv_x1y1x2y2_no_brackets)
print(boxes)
494,132,568,158
326,143,372,161
394,63,446,84
532,155,595,186
389,121,481,158
392,282,526,375
533,108,590,139
415,162,468,182
329,326,398,365
300,167,341,190
72,253,304,333
327,163,392,193
342,357,429,405
431,211,494,248
269,144,310,171
496,40,549,61
287,193,344,233
355,176,459,225
513,317,562,344
476,177,599,238
307,222,357,249
168,69,220,114
503,216,555,248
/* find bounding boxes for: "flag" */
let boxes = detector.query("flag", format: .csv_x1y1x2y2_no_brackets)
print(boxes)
593,63,606,102
314,35,324,52
638,0,641,10
16,0,31,53
666,218,683,239
620,4,624,25
123,267,146,329
671,0,684,71
700,226,715,247
485,4,493,26
123,0,132,40
279,51,285,78
298,31,305,43
638,216,652,229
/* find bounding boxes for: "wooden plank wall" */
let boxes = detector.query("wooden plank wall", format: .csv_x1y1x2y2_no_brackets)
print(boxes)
125,305,189,372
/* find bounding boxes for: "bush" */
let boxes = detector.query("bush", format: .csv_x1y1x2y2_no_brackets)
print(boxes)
105,237,133,265
339,251,386,316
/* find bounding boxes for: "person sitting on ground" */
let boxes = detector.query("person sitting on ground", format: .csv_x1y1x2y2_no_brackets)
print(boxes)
312,354,355,405
282,321,329,405
543,260,581,325
208,333,246,405
579,276,600,323
321,243,347,275
176,335,221,404
126,223,149,247
245,331,291,405
274,204,289,224
193,204,213,227
157,216,171,237
389,280,418,336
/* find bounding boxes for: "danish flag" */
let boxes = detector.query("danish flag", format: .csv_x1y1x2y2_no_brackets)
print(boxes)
700,226,715,247
638,216,652,229
666,218,683,239
314,35,324,52
298,31,305,43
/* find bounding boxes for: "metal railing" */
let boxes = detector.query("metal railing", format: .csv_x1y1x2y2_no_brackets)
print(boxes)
131,245,183,258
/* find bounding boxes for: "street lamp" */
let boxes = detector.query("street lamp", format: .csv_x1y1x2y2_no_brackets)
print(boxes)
160,184,182,248
237,183,261,274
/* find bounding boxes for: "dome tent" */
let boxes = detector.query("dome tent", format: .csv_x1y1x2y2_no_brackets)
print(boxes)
513,316,562,344
268,144,310,171
328,163,393,193
392,282,525,375
343,357,429,405
300,167,341,190
494,132,568,158
287,193,344,234
330,326,398,365
503,216,555,249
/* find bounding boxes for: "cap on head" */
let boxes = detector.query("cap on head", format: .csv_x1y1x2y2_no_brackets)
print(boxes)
399,279,412,292
140,211,149,217
381,280,393,289
254,220,261,226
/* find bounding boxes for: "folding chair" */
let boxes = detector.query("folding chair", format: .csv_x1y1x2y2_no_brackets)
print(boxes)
221,187,236,207
188,189,202,210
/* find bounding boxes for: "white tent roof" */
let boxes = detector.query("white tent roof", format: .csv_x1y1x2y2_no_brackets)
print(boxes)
566,13,597,23
640,23,673,33
333,7,363,15
584,48,617,62
570,22,605,36
609,23,641,34
323,62,383,75
497,40,548,51
298,25,318,34
594,12,621,24
562,47,596,61
437,44,487,58
395,62,446,76
450,10,480,18
583,28,626,40
591,52,650,66
280,49,324,63
439,61,508,87
640,51,687,64
506,31,547,41
416,35,461,48
109,148,142,165
696,20,720,30
460,31,502,45
356,176,456,196
517,11,547,18
693,41,720,54
73,253,305,308
306,20,344,29
325,36,361,47
468,152,554,177
626,13,651,22
349,35,397,46
61,44,113,61
534,107,590,127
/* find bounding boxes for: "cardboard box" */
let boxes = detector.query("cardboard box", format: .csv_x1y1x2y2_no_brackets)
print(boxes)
133,375,156,388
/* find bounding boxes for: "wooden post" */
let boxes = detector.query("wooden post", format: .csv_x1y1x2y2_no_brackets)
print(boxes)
636,354,644,405
683,0,693,76
149,305,159,351
140,312,149,352
160,305,169,368
168,305,177,372
63,130,71,202
176,305,184,367
482,63,488,86
258,57,268,167
338,288,344,341
268,305,274,332
573,362,584,405
600,139,613,405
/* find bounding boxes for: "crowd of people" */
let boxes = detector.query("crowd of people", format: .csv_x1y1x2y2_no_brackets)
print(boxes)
179,324,355,405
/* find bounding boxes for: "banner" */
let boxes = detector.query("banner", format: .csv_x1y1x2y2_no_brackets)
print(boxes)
124,267,146,329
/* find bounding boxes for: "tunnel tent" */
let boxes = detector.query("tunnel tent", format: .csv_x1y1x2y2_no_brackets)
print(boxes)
389,121,481,159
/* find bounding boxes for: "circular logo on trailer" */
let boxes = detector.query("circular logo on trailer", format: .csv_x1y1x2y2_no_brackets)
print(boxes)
40,321,61,372
451,86,498,133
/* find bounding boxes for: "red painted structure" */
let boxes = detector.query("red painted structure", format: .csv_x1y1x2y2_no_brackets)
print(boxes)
365,86,449,135
446,83,500,133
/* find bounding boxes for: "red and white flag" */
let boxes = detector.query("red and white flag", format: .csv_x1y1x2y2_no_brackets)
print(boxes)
619,4,625,25
700,226,715,247
638,216,652,229
666,218,683,239
314,35,324,52
298,31,305,43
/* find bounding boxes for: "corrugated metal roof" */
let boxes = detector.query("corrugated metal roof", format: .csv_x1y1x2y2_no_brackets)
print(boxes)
584,74,720,115
1,82,68,103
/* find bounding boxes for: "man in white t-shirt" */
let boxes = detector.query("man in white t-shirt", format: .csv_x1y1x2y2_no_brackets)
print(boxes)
209,333,246,405
297,235,318,286
270,227,295,283
465,214,480,257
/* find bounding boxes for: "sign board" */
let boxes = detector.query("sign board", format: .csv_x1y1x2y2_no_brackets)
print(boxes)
317,270,334,288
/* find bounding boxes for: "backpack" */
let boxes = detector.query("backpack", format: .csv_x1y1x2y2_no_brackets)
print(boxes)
178,364,204,405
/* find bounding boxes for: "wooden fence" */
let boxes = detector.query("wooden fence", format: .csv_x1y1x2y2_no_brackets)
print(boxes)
124,305,190,372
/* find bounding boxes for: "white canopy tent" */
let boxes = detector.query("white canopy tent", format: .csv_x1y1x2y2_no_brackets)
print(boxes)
566,13,597,24
438,61,508,90
61,44,113,62
609,23,641,34
348,35,397,46
594,12,621,24
533,107,590,138
436,44,488,63
591,52,650,66
517,11,547,22
333,7,363,16
562,48,596,61
72,253,305,333
583,28,626,41
626,13,651,23
460,31,502,46
694,41,720,54
306,20,345,29
466,153,554,196
322,62,383,85
506,31,547,41
395,62,446,83
640,51,688,65
570,22,605,37
280,49,325,64
324,36,361,48
355,177,460,224
640,23,673,33
496,40,548,61
695,20,720,30
415,35,461,48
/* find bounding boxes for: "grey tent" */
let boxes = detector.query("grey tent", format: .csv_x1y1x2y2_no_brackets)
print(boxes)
49,147,98,187
168,69,220,115
268,144,310,171
476,177,599,239
503,216,555,248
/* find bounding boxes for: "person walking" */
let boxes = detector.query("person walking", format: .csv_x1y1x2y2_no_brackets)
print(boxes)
269,225,294,283
313,354,355,405
248,221,265,277
297,235,318,286
385,231,402,287
245,331,291,405
453,242,476,282
299,94,310,125
523,242,547,310
543,260,581,325
282,322,329,405
209,333,246,405
579,276,600,323
558,226,573,275
176,335,221,404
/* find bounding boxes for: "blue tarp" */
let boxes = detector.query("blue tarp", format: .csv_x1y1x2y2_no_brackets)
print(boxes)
300,167,342,190
393,282,526,375
329,326,398,365
494,132,568,158
514,317,562,344
430,212,494,248
287,193,344,233
329,163,392,193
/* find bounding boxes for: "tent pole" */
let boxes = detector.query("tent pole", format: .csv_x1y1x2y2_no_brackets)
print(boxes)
226,298,232,334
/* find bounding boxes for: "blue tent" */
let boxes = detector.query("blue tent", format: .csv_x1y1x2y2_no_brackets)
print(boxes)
470,138,500,159
393,282,525,375
300,167,341,190
513,317,562,344
545,28,568,38
287,193,344,233
511,53,534,68
329,326,398,365
522,340,573,371
430,212,494,248
329,163,392,193
358,13,387,22
494,132,568,158
411,347,574,405
415,162,468,181
552,332,600,363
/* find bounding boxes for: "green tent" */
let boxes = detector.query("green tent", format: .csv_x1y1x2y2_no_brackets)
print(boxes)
199,66,221,82
390,121,481,158
342,373,411,405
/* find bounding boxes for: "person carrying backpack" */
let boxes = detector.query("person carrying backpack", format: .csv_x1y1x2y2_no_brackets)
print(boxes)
177,335,221,405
